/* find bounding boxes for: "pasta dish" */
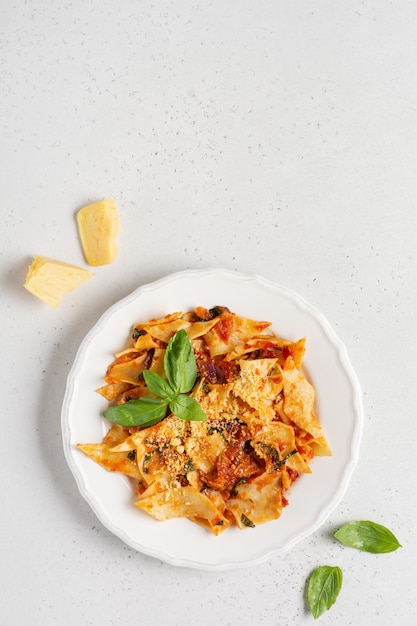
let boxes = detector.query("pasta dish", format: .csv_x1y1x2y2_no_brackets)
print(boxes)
77,306,330,534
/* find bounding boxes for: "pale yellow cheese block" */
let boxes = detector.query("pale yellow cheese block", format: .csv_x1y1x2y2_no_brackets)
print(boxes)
76,199,119,266
24,256,93,308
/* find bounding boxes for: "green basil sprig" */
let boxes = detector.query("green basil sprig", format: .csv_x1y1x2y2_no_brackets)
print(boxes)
334,520,402,553
307,565,343,620
103,329,207,427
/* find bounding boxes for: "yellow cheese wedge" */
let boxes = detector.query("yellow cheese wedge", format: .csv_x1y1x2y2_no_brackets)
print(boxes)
76,199,119,266
24,255,93,308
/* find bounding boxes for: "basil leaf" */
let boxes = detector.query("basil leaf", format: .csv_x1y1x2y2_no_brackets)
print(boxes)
102,330,207,428
275,448,298,469
143,370,175,401
169,394,207,421
164,329,197,394
241,513,255,528
334,520,401,553
103,397,168,427
231,477,248,497
307,566,343,619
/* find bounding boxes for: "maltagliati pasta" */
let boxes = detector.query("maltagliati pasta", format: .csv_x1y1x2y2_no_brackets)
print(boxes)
78,306,331,534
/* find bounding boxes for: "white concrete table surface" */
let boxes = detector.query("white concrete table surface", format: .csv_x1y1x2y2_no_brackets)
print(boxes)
1,1,416,624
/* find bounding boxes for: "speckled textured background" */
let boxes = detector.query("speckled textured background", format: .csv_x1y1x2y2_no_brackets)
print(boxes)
1,1,416,624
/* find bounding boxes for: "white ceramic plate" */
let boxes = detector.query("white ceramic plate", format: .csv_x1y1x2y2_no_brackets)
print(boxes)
61,268,363,570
